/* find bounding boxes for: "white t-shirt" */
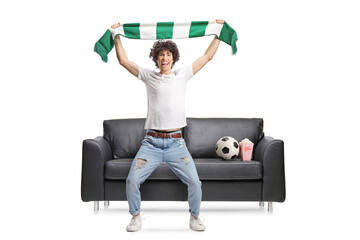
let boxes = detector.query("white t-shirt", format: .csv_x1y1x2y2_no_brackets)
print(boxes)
138,64,193,130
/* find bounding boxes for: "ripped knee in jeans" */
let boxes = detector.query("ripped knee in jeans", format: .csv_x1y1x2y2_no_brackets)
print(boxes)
135,158,147,169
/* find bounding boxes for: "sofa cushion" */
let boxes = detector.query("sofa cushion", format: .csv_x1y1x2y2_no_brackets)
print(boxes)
105,158,262,180
103,118,147,158
184,118,264,158
194,158,262,180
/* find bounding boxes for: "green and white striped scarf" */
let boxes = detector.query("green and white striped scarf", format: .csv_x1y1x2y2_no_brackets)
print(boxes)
94,21,238,62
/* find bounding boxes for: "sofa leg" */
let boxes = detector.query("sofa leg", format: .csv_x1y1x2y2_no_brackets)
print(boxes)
104,201,109,207
94,201,99,211
259,201,264,207
268,202,273,212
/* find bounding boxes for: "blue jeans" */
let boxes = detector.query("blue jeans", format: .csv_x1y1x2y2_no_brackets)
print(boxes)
126,129,202,217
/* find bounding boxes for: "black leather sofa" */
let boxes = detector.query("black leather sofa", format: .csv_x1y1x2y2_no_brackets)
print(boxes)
81,118,286,212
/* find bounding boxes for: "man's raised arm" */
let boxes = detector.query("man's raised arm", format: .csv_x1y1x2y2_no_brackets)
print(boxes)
192,19,225,75
112,23,139,78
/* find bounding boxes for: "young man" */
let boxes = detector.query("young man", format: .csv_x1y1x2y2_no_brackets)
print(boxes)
111,19,225,232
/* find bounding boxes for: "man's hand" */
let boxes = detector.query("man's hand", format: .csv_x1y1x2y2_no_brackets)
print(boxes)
111,22,121,29
111,23,121,40
215,19,225,24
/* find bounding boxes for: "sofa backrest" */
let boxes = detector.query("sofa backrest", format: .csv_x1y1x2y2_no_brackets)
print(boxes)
103,118,263,159
104,118,147,159
184,118,263,158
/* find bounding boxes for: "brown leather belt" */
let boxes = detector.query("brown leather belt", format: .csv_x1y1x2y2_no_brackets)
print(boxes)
147,131,182,138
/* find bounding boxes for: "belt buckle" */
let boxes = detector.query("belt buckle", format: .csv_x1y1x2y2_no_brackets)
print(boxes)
157,132,168,138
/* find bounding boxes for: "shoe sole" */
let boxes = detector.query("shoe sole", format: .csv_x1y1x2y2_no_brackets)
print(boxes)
190,226,205,231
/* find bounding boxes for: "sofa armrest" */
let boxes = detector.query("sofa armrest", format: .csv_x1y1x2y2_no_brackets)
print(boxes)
81,136,113,202
254,136,286,202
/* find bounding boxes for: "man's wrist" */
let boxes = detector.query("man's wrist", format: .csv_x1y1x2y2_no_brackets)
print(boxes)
114,35,121,42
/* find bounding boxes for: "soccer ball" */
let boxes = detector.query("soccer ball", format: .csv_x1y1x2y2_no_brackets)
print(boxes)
215,136,240,160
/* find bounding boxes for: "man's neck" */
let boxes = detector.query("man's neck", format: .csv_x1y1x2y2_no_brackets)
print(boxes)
160,69,172,75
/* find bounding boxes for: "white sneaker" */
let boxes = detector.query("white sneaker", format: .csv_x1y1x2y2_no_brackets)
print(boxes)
126,215,143,232
189,215,205,231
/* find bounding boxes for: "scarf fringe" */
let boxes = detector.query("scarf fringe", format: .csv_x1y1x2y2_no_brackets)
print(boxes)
231,31,238,55
94,29,114,63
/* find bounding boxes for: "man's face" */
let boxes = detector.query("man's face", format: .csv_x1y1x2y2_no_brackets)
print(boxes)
157,49,173,73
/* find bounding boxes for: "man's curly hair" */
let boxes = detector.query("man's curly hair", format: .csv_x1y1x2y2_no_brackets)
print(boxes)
149,40,180,69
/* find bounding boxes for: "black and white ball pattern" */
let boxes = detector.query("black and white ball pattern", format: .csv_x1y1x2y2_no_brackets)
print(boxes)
215,136,240,160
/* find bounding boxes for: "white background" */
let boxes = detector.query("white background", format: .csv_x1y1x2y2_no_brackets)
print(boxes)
1,0,359,239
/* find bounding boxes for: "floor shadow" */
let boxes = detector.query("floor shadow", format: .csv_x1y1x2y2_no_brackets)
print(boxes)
141,228,190,232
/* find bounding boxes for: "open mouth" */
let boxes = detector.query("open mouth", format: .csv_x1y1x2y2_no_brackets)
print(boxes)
161,61,169,67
